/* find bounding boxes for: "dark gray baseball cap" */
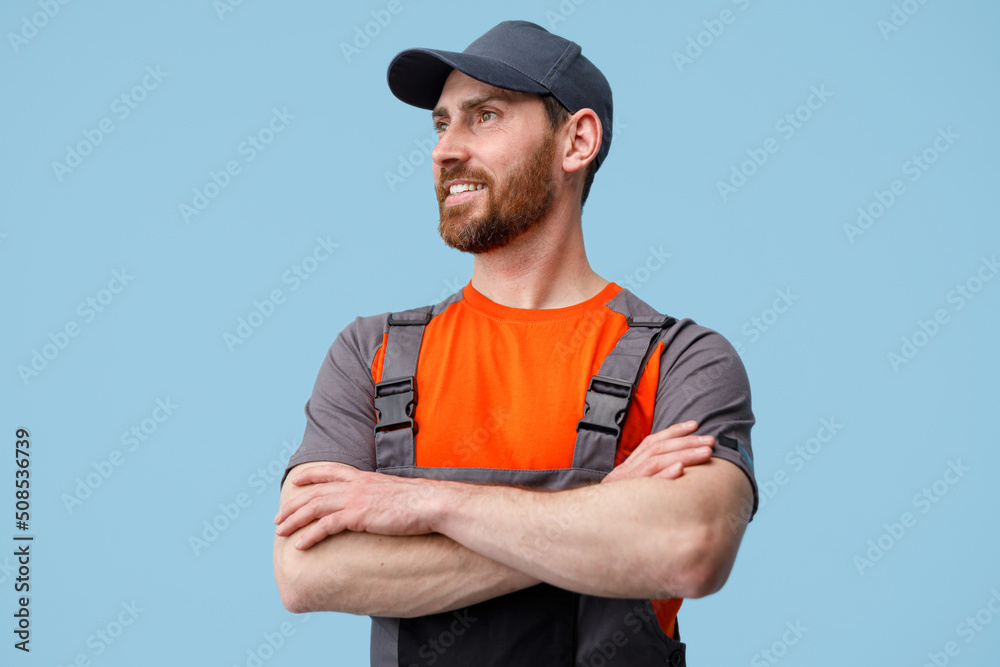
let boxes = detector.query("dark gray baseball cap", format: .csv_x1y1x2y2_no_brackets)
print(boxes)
386,20,613,171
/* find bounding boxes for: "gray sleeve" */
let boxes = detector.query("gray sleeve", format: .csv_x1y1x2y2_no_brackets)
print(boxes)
282,315,387,487
651,319,758,520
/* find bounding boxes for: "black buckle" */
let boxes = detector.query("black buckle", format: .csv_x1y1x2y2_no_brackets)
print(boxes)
388,310,432,326
373,376,418,434
626,315,676,328
576,375,634,441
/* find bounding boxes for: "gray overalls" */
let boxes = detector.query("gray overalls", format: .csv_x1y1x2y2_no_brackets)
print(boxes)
368,293,687,667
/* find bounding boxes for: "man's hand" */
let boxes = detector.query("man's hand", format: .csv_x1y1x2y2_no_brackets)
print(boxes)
602,420,714,484
273,462,543,617
275,465,439,550
276,421,714,549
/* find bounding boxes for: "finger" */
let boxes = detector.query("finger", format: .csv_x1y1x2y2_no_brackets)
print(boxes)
274,484,326,524
654,430,714,448
291,464,357,486
655,462,684,479
614,427,710,478
646,433,715,454
623,433,712,473
631,446,713,478
665,446,713,469
609,451,645,479
294,514,346,550
653,420,700,440
689,445,714,462
617,432,672,470
276,494,343,536
634,461,685,480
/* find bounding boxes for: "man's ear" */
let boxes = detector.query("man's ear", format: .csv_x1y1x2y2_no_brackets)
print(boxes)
561,108,601,175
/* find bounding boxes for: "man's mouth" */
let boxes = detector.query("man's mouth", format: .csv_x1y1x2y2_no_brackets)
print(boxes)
442,180,488,206
448,182,486,195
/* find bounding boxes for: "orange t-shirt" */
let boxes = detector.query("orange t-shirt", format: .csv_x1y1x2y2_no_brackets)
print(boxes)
290,280,757,640
371,281,680,635
371,281,660,470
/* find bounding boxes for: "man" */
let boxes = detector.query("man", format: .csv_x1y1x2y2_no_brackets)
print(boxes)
273,20,757,667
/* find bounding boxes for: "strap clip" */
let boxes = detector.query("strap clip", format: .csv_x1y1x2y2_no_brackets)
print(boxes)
373,376,418,434
388,310,433,326
575,375,634,441
625,315,676,329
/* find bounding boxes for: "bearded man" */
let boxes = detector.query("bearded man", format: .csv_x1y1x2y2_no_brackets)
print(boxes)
273,20,758,667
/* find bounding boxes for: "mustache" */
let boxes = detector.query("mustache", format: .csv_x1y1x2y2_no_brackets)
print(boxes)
437,167,494,192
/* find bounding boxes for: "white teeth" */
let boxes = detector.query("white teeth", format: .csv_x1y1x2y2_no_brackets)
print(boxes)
449,183,485,195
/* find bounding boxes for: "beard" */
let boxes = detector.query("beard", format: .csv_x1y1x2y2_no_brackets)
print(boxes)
436,131,556,254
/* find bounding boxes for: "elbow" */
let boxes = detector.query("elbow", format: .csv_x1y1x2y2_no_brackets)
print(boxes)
659,523,739,600
279,588,311,615
274,538,338,614
273,536,375,616
277,582,312,615
680,558,732,600
274,554,315,614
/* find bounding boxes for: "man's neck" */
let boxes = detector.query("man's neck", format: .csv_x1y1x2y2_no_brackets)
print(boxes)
468,209,609,310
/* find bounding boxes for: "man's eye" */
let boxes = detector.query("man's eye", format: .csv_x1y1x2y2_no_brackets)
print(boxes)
479,111,498,122
434,121,448,133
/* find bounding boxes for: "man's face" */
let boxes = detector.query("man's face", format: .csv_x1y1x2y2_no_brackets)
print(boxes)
431,71,559,254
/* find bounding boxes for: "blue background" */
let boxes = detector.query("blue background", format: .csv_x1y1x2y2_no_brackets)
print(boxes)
2,0,998,665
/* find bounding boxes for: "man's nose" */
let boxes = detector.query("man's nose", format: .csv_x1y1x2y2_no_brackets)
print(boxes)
432,126,471,168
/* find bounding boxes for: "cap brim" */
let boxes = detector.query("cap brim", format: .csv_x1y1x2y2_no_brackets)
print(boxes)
387,48,549,110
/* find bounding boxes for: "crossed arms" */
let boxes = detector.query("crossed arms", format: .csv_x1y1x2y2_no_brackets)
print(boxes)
272,420,754,618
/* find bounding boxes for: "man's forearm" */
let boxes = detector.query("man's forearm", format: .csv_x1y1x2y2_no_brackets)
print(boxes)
427,459,751,600
274,440,747,611
274,527,539,617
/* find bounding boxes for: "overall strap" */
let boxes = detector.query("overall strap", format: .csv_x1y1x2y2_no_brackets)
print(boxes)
374,307,433,469
572,314,677,472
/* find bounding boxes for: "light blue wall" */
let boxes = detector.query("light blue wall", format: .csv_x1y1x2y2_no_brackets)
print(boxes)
2,1,998,664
